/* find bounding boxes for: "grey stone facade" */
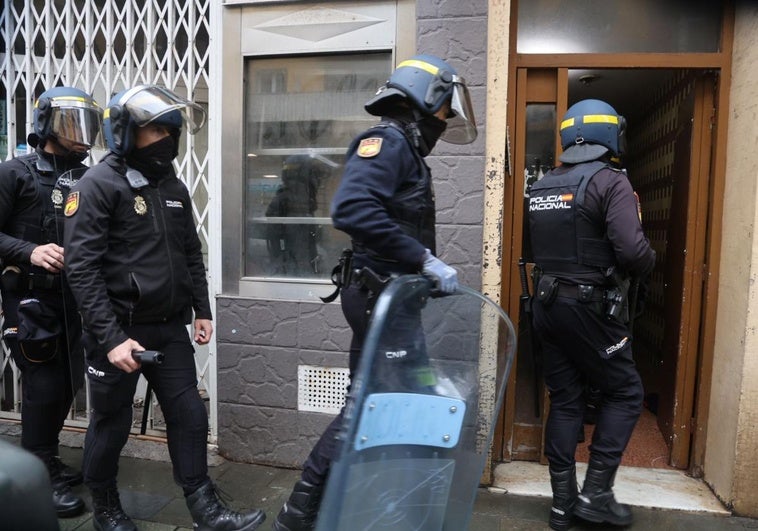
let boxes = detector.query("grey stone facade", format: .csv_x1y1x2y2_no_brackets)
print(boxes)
216,0,490,468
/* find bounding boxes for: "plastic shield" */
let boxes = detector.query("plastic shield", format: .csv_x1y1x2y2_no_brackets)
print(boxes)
316,275,516,531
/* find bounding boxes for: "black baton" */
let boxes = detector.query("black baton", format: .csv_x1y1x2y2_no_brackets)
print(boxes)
131,350,165,365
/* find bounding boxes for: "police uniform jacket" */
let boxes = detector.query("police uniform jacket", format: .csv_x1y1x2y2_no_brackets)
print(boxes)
63,153,212,354
331,120,434,276
529,161,656,286
0,151,84,268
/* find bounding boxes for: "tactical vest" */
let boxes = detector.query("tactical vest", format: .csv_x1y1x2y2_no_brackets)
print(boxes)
11,154,85,252
354,121,436,261
528,160,616,274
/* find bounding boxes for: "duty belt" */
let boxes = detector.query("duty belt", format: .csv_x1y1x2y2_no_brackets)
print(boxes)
555,283,606,303
27,272,62,291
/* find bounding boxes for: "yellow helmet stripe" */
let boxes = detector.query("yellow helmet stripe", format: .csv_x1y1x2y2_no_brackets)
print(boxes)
560,114,618,130
582,114,619,124
51,96,89,103
397,59,439,76
36,95,96,109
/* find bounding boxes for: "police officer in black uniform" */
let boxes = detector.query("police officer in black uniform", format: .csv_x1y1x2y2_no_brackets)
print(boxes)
0,86,103,518
63,85,265,531
272,54,478,531
527,99,656,530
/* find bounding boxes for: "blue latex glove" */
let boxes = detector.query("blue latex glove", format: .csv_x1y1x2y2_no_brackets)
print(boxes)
422,249,458,294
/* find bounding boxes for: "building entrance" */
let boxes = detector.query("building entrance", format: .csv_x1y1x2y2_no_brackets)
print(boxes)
504,67,717,472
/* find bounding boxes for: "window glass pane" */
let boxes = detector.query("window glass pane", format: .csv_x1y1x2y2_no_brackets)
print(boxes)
244,53,392,279
518,0,722,54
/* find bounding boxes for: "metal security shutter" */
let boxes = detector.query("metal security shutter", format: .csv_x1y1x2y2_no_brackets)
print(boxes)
0,0,218,441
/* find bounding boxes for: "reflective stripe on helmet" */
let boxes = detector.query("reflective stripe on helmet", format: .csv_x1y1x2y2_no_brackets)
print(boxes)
561,114,619,130
396,59,439,75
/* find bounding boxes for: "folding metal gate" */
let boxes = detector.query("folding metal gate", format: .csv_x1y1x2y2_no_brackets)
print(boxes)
0,0,218,441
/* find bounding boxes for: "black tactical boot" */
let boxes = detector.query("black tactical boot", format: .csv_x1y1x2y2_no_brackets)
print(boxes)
573,458,633,526
549,465,578,530
185,480,266,531
44,455,85,517
91,484,137,531
50,454,84,486
272,480,323,531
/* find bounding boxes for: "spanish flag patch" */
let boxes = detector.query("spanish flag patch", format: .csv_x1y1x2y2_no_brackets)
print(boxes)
64,191,79,217
357,137,382,158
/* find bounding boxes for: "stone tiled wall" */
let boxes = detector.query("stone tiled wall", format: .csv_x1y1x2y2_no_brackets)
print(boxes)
419,0,488,292
216,0,490,468
216,298,351,467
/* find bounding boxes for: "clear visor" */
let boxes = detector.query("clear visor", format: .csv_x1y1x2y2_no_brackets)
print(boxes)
440,76,477,145
122,85,207,134
49,102,104,149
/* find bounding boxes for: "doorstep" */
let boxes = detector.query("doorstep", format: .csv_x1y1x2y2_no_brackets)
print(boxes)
493,461,729,515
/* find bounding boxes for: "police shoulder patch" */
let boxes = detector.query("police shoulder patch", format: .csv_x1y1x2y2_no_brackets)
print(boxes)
357,137,382,158
64,191,79,217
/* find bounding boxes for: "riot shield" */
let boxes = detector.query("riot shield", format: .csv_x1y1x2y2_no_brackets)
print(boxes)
316,275,516,531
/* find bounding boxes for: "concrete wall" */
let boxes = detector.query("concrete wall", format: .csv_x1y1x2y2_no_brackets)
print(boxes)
417,0,490,290
705,0,758,517
215,0,491,468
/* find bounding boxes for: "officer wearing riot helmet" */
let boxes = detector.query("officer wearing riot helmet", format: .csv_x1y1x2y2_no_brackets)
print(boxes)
527,99,655,530
0,86,103,518
63,85,265,531
272,54,478,531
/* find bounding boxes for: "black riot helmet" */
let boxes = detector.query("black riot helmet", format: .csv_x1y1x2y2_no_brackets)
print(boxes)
559,99,627,164
30,86,103,150
103,85,206,157
364,54,478,145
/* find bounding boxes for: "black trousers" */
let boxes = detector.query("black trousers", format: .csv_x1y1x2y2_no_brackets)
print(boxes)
81,316,209,492
301,283,429,486
0,289,83,459
300,284,369,486
532,295,643,470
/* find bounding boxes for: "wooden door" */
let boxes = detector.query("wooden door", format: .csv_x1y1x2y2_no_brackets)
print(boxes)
503,68,715,470
657,74,714,467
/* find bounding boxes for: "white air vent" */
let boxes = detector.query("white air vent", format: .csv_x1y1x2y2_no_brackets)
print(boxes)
298,365,350,414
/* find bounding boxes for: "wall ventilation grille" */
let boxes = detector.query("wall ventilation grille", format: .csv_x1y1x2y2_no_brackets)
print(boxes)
297,365,349,414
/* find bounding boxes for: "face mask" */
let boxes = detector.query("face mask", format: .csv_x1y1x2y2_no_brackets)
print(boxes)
416,114,448,156
44,137,89,164
127,135,177,176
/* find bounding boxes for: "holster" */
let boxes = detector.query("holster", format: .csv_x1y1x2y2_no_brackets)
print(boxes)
535,274,559,306
354,267,392,295
320,249,354,303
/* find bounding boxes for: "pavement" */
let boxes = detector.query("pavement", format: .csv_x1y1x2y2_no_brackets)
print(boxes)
2,425,758,530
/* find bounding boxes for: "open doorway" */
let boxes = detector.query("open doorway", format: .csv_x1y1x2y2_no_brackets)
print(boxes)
509,67,715,471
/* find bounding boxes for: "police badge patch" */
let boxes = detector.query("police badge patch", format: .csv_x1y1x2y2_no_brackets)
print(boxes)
134,195,147,215
63,192,79,217
357,138,382,158
51,189,63,207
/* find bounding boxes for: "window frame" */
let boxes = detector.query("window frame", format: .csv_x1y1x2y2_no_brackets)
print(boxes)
220,0,415,300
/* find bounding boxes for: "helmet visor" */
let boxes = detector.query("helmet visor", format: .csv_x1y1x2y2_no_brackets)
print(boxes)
49,100,104,149
122,85,207,134
440,76,477,145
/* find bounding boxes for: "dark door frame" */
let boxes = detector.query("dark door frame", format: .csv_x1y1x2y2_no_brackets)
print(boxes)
498,2,733,476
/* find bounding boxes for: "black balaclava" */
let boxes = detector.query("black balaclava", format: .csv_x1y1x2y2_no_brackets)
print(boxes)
384,106,448,157
36,146,85,172
415,114,448,156
126,135,177,178
30,134,89,165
